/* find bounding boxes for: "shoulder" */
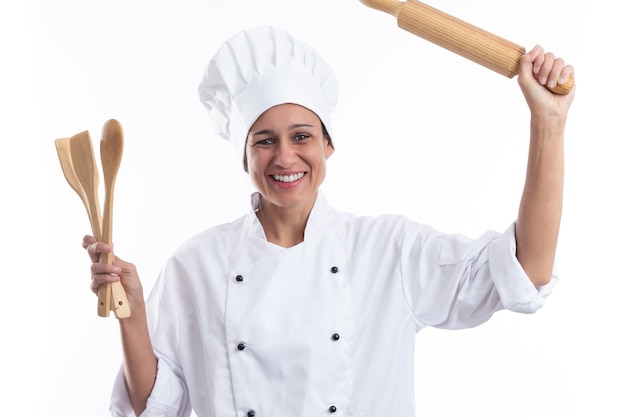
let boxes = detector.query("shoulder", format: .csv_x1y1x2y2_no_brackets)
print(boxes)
346,211,420,236
327,206,428,245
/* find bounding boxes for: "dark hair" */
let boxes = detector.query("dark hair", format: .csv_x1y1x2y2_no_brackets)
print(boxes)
322,123,334,149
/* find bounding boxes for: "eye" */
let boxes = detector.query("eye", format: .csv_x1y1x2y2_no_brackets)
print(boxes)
254,138,275,146
293,133,311,142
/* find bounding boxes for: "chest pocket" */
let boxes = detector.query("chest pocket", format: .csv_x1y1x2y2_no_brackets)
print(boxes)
224,242,352,416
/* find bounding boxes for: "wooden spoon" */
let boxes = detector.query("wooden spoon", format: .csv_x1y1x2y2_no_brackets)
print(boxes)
99,119,130,318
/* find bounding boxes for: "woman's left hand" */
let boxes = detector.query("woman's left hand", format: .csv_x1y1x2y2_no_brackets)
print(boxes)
517,45,575,120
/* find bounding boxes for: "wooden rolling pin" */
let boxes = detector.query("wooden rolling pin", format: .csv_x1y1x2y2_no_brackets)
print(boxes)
359,0,574,94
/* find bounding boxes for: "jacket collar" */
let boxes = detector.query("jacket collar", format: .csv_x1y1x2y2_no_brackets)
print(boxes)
246,191,331,243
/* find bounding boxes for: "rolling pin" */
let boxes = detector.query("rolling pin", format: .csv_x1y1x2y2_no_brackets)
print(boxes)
359,0,574,94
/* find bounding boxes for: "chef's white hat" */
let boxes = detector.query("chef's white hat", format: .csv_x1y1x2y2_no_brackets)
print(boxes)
198,26,339,169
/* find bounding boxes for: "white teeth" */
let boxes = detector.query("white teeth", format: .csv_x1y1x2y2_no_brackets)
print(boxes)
272,172,305,183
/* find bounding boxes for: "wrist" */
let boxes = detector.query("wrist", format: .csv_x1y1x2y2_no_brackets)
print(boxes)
119,298,148,327
530,114,567,139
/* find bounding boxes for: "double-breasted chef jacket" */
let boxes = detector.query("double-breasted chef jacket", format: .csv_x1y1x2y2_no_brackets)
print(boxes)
110,193,556,417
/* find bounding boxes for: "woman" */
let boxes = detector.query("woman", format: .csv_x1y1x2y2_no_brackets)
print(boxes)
84,26,575,416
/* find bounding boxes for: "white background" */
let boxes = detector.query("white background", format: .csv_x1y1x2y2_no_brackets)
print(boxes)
1,0,624,416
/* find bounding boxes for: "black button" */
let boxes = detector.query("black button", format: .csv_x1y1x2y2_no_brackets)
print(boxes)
330,266,339,273
247,411,256,417
329,405,337,413
332,333,340,341
237,342,247,351
235,275,244,282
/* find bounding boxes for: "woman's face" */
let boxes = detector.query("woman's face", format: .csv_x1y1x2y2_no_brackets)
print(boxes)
245,103,334,212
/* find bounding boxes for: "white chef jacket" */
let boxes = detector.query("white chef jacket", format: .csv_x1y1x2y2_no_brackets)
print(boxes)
110,193,556,417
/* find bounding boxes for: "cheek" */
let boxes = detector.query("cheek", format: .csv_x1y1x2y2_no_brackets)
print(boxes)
246,153,267,180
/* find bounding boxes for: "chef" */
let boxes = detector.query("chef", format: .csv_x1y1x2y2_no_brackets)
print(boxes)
84,25,575,417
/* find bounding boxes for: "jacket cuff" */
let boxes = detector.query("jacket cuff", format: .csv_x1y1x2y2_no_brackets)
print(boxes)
488,222,558,313
110,358,188,417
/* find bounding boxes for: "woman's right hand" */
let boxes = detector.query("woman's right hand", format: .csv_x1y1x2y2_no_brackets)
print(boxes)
82,235,145,310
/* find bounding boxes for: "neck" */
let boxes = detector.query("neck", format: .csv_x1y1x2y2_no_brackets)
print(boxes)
256,193,317,248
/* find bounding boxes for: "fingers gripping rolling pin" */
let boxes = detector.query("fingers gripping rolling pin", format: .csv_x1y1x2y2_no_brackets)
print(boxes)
359,0,574,94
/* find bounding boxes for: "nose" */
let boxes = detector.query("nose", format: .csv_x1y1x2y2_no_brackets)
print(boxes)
274,139,297,168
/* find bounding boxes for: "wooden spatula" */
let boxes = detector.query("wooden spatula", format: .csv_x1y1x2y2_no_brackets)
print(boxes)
68,131,103,239
54,137,100,236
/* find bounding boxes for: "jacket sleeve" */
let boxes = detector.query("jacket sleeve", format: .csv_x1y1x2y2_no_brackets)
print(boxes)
488,222,557,313
109,359,191,417
109,268,192,417
399,221,557,330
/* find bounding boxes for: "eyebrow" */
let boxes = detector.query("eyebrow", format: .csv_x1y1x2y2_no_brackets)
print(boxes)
251,123,315,137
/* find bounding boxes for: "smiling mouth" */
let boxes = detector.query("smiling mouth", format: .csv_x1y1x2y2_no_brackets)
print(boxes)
271,172,305,183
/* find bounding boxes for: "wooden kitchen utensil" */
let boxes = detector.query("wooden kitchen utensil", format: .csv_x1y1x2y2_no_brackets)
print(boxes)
54,137,101,236
359,0,574,94
99,119,130,318
68,131,102,239
55,122,131,319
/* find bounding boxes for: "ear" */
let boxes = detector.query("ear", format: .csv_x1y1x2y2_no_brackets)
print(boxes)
324,134,335,159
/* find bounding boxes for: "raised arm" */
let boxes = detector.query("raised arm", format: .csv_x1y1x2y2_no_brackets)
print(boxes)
514,45,575,286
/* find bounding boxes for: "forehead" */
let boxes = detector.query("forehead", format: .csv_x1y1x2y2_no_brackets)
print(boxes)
250,103,322,131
